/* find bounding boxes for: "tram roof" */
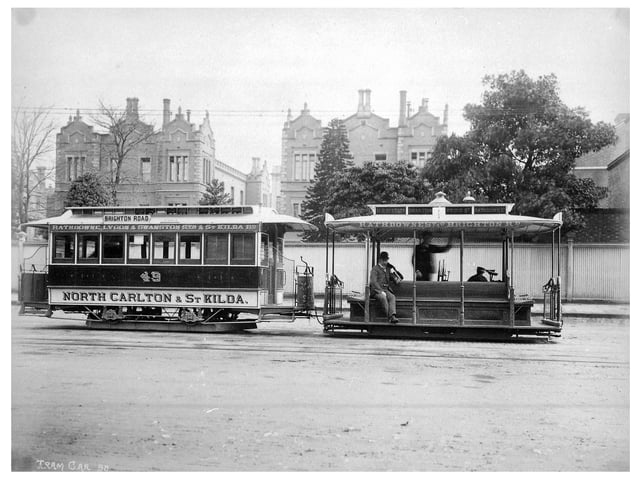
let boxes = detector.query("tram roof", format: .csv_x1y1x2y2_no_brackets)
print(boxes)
22,205,316,232
325,199,562,236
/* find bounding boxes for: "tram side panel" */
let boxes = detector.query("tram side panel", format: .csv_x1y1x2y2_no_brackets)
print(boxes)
47,264,271,315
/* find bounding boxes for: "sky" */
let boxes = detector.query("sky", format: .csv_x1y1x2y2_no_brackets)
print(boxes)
11,7,631,175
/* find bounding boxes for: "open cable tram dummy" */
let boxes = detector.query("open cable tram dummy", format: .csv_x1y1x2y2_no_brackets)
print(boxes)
322,192,563,340
19,204,316,332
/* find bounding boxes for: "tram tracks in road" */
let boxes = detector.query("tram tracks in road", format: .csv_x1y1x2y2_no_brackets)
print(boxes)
14,333,628,367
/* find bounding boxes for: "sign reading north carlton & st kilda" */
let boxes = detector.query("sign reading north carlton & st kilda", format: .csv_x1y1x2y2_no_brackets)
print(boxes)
49,288,259,308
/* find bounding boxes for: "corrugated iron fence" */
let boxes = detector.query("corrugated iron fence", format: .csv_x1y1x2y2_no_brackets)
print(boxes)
12,240,629,302
287,241,630,302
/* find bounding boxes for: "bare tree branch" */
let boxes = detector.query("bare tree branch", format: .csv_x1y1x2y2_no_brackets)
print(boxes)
91,100,156,202
12,106,56,229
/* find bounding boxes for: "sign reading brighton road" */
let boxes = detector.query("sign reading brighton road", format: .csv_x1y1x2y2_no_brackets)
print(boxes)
50,288,259,308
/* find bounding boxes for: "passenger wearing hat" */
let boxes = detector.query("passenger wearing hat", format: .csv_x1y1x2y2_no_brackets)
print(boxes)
369,251,399,323
467,266,488,282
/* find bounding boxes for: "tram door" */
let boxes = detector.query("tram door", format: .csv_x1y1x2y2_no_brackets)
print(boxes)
261,226,282,305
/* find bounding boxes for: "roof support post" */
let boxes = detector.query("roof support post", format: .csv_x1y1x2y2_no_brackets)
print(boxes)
459,230,464,325
412,230,417,324
509,231,515,327
364,233,371,322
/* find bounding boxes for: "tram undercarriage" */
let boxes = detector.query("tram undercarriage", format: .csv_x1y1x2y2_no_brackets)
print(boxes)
322,319,562,341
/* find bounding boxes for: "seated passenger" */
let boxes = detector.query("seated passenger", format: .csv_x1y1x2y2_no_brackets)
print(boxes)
369,251,399,324
467,266,488,282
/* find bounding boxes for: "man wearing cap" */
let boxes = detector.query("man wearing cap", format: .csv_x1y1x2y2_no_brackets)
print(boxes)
369,251,399,323
467,266,488,282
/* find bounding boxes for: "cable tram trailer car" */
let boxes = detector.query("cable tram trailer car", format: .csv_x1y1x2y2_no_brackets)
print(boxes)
322,193,563,340
20,205,316,332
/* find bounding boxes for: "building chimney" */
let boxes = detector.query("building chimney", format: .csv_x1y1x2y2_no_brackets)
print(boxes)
132,97,139,117
443,103,449,126
163,99,171,128
357,89,364,112
421,98,429,112
407,101,412,118
399,90,407,127
187,109,191,123
252,157,261,174
365,89,371,111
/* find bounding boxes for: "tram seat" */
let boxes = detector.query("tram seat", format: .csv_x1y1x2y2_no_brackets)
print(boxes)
392,281,508,301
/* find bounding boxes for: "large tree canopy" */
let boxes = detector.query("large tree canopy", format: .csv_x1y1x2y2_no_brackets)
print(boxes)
314,162,432,241
424,70,616,230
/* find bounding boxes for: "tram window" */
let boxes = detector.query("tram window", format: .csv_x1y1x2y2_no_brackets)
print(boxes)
179,234,202,264
204,233,228,264
77,234,99,263
102,234,125,263
230,233,255,265
153,234,176,264
260,234,269,267
128,234,150,263
52,234,75,263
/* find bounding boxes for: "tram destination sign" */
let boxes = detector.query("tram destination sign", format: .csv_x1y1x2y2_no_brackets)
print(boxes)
50,288,259,308
103,214,152,223
50,223,259,232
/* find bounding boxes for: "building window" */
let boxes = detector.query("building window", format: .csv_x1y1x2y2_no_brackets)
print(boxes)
292,203,300,217
240,190,244,204
293,152,316,181
202,157,212,183
230,186,235,203
205,233,229,264
410,151,428,169
102,234,125,264
179,234,201,264
230,233,255,265
77,234,99,263
128,234,150,263
66,156,86,181
140,157,151,182
374,153,387,162
153,233,176,264
169,155,189,182
52,234,75,263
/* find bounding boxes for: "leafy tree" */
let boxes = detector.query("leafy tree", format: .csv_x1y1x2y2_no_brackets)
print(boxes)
321,162,433,241
12,106,56,231
424,70,615,231
329,162,432,216
301,118,354,240
65,173,112,207
199,179,232,205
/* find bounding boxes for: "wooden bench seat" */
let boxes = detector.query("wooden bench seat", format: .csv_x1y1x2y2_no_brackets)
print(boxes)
347,281,532,326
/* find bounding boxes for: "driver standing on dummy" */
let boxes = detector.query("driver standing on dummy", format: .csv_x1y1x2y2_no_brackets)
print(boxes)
413,231,452,281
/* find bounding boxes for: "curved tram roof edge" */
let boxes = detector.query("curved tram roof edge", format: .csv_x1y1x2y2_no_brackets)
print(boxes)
21,205,317,233
325,212,562,236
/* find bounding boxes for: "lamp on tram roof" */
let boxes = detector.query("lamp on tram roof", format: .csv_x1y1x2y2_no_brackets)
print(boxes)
462,191,476,203
429,191,452,205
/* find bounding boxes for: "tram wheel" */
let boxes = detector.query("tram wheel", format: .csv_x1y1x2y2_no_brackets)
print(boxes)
179,308,202,324
101,306,123,322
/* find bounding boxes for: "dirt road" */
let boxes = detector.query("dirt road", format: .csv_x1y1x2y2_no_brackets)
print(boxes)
12,308,629,471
